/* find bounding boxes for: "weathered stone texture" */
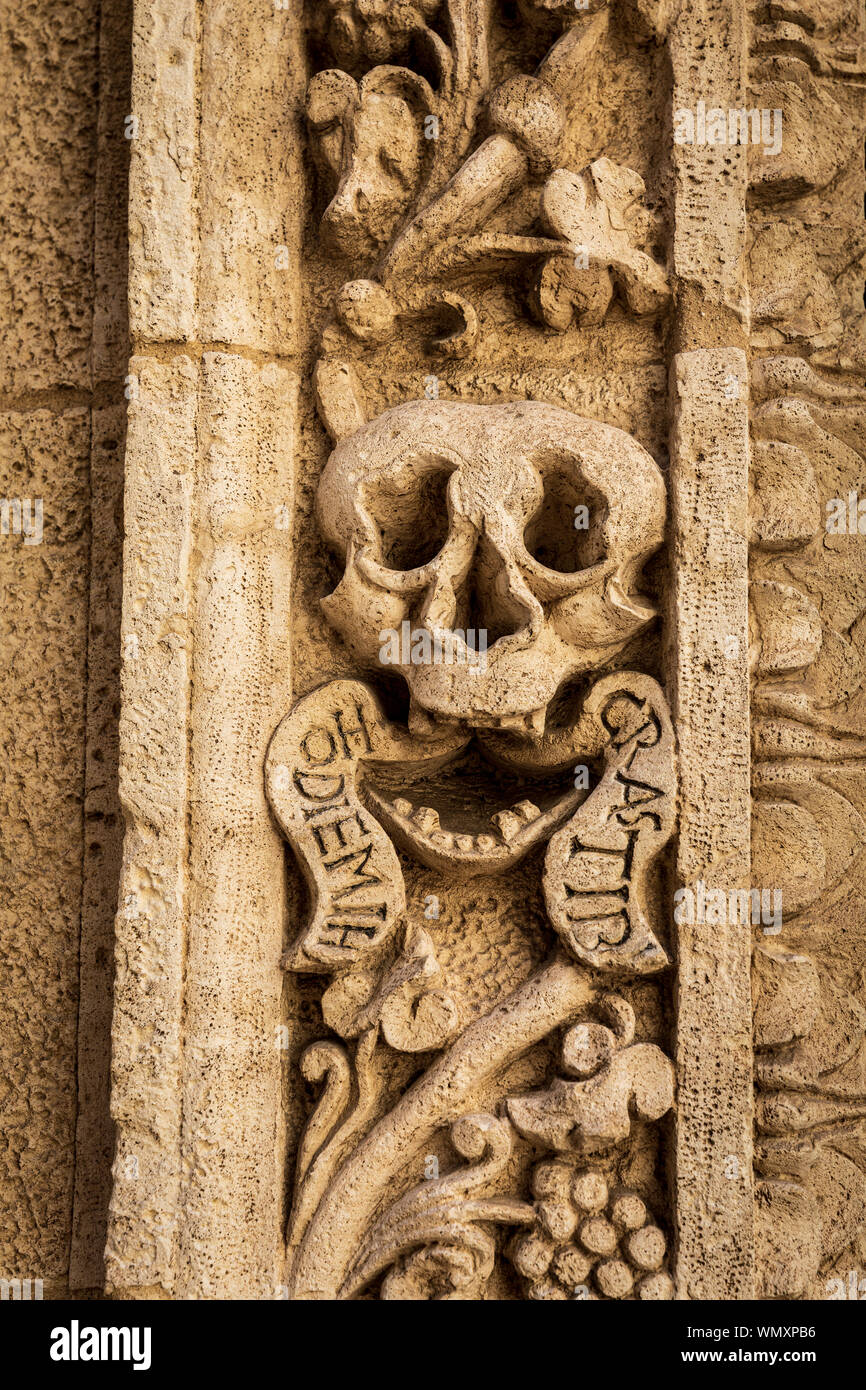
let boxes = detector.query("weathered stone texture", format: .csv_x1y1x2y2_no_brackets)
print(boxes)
2,0,865,1306
0,1,98,396
0,0,130,1297
0,408,90,1288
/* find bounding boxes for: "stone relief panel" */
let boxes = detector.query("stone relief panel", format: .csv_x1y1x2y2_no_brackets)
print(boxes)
745,0,866,1300
104,0,866,1304
270,0,679,1300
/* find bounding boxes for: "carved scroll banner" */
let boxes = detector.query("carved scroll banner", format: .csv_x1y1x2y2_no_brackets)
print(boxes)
108,0,866,1301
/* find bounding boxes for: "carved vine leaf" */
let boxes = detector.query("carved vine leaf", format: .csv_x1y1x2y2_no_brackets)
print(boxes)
533,159,670,329
496,994,675,1298
321,919,461,1051
506,994,675,1154
341,1113,534,1299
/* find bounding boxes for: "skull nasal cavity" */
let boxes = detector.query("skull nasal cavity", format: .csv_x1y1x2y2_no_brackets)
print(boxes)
366,464,452,570
458,541,532,647
523,470,607,573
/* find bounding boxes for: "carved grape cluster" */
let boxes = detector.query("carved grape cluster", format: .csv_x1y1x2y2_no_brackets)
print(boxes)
508,1160,672,1300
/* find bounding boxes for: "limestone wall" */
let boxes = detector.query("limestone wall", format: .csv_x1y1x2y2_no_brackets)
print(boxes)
0,0,130,1296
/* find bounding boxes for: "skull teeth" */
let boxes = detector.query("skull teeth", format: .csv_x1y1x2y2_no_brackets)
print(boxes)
408,701,460,740
385,795,548,853
491,800,540,842
474,709,547,734
491,809,522,842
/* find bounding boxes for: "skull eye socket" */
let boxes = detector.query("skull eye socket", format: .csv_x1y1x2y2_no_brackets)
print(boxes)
523,464,607,574
362,458,454,571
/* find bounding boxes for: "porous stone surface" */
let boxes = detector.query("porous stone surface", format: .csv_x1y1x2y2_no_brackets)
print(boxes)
2,0,866,1303
0,0,130,1298
0,409,90,1293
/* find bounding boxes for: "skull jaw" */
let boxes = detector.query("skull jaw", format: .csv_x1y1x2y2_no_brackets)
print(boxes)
363,781,586,878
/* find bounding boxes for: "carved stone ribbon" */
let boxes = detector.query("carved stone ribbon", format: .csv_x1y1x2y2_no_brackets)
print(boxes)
265,679,466,971
543,672,676,974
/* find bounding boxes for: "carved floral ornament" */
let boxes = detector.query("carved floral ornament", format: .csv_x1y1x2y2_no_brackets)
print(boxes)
307,0,670,358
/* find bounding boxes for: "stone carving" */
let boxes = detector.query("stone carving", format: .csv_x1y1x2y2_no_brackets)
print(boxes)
257,0,683,1304
506,995,675,1299
307,0,668,361
507,994,675,1152
509,1167,673,1301
267,404,675,1294
753,943,866,1299
543,672,675,972
266,679,465,969
746,0,866,1302
344,1113,533,1300
534,160,670,329
18,0,862,1309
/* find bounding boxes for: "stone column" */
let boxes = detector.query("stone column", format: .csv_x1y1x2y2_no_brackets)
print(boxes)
107,0,303,1298
667,0,756,1299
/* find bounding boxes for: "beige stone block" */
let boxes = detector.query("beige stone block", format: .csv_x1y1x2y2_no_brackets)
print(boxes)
0,1,98,393
107,352,296,1297
107,355,196,1292
70,403,126,1290
669,0,748,342
0,407,90,1283
91,0,132,384
128,1,197,343
179,352,295,1297
668,347,755,1299
198,3,302,350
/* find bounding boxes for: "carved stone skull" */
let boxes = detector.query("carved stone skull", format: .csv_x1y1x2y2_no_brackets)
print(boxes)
317,399,665,729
